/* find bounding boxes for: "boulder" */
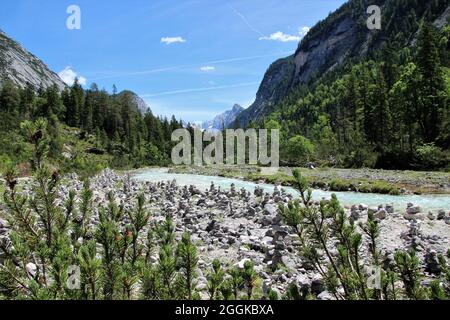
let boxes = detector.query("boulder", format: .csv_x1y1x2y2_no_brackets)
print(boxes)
263,204,278,216
317,291,334,300
404,213,426,221
311,274,325,295
445,214,450,225
292,274,311,291
374,209,387,220
358,204,368,211
351,210,362,220
425,250,441,275
280,256,297,272
0,218,9,229
406,205,422,215
427,211,437,220
385,204,394,214
26,263,37,277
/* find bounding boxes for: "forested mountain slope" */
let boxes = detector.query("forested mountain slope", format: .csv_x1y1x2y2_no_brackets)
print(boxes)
234,0,449,128
235,0,450,170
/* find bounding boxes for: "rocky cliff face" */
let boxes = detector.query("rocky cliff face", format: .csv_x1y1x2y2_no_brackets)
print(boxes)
117,90,150,114
233,58,295,128
0,29,66,91
233,1,372,128
233,0,449,128
202,104,244,130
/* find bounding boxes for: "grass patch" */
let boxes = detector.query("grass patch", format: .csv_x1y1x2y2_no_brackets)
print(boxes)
246,171,296,186
358,181,400,195
329,179,352,191
329,179,400,195
370,181,400,195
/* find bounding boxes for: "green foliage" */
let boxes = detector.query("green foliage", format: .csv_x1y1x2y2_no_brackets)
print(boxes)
285,135,315,166
207,259,225,300
329,179,352,192
176,233,199,300
414,143,450,170
394,250,428,300
279,169,450,300
0,122,201,300
261,12,449,170
242,261,257,300
0,82,181,176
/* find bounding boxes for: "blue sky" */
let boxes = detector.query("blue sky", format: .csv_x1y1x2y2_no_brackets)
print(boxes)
0,0,346,123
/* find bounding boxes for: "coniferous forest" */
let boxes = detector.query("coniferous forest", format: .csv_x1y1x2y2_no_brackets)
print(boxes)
0,81,182,176
259,21,450,170
0,0,450,304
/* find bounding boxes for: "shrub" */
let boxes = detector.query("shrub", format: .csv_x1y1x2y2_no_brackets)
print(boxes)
329,179,351,191
371,181,400,195
285,135,315,166
0,154,12,174
278,169,450,300
414,143,449,170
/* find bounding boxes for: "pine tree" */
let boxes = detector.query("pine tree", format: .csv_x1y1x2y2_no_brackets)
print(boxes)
416,22,446,143
176,233,199,299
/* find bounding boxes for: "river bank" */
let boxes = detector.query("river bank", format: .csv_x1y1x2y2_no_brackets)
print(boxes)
168,165,450,195
1,168,449,299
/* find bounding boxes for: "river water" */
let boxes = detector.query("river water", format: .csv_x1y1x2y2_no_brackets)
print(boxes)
132,168,450,212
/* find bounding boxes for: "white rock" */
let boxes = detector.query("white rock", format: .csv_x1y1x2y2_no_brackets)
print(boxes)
292,273,311,288
317,291,334,300
26,263,37,277
0,218,9,228
280,256,297,272
235,258,251,270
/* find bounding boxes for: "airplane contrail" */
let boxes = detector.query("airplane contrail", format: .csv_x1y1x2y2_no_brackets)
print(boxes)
229,5,266,38
140,82,260,98
88,51,294,81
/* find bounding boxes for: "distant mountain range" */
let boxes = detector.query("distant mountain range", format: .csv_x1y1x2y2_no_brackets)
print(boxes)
0,29,66,91
201,104,244,131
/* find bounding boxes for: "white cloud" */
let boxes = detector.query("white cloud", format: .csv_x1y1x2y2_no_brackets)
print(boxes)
200,66,216,72
259,26,310,42
299,26,310,37
161,36,186,45
58,67,87,86
259,32,301,42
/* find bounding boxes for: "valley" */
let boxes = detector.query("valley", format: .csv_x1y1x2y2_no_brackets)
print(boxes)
0,0,449,301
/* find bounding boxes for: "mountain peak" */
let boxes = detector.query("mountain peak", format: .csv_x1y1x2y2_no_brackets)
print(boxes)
232,104,243,112
0,29,66,91
202,104,244,130
117,90,151,114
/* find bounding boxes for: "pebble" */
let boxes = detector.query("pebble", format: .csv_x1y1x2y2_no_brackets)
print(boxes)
2,168,448,299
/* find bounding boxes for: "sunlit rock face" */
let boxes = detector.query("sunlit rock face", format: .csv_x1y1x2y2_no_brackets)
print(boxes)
202,104,244,130
0,29,66,91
